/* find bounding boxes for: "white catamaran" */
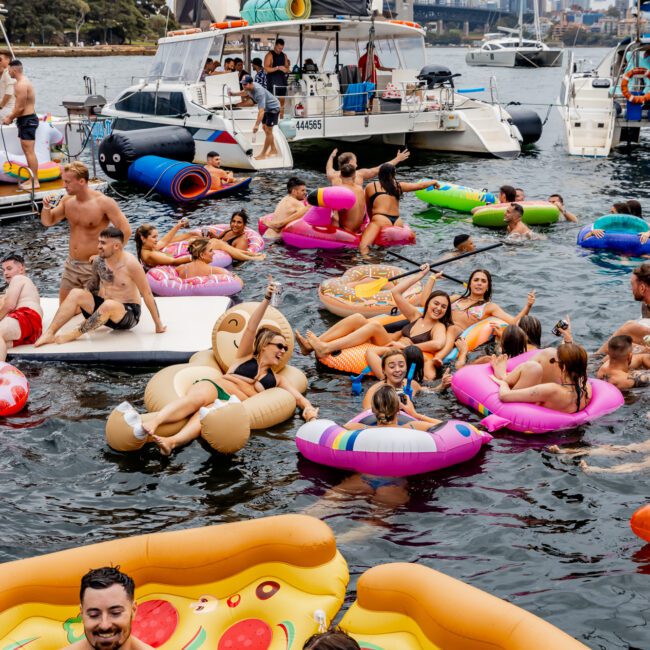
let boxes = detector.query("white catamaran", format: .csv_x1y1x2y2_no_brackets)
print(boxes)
102,16,531,169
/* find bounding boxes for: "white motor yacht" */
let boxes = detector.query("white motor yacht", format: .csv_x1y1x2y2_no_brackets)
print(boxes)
466,32,563,68
102,17,528,169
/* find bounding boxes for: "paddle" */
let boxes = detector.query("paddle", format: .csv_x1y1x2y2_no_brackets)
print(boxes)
354,242,502,299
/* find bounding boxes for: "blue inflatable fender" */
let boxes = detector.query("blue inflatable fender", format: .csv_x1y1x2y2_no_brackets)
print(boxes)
577,214,650,256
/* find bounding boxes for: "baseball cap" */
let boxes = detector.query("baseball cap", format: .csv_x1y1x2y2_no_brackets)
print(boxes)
242,74,254,84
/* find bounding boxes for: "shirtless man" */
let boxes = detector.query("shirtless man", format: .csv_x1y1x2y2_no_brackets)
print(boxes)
548,193,578,222
264,176,309,239
34,227,165,346
335,163,366,233
204,150,234,190
0,253,42,360
596,335,650,389
63,566,153,650
498,185,516,203
453,233,475,254
41,161,132,302
326,148,410,187
2,60,39,190
504,203,533,238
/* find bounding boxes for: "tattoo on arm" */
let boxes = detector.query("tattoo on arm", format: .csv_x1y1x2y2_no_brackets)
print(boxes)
79,310,109,334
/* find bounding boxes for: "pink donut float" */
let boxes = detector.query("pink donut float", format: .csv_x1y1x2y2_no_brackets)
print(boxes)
197,224,265,253
451,351,624,433
162,240,232,269
296,410,492,477
146,265,243,297
0,362,29,416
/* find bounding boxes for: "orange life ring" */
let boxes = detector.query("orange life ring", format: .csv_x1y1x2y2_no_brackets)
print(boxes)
211,19,249,30
621,66,650,104
166,28,201,37
387,19,422,29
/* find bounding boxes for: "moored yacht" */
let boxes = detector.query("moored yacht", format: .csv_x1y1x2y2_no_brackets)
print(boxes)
466,31,563,68
101,16,530,170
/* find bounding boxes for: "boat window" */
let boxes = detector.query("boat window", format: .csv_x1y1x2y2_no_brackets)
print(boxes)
115,90,187,116
373,38,399,69
321,36,357,70
148,37,214,83
302,35,329,70
396,37,425,70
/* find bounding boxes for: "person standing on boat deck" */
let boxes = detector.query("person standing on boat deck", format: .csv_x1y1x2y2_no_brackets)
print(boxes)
264,38,290,117
34,227,165,347
326,148,410,187
358,42,393,85
2,60,39,191
229,75,281,160
40,161,132,303
0,52,16,119
252,57,267,87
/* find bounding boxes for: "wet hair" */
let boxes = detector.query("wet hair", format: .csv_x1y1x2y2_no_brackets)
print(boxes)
287,176,306,193
231,209,249,225
518,315,542,348
612,202,630,214
207,150,219,159
501,325,528,358
632,262,650,286
499,185,516,202
99,226,124,242
337,152,355,167
340,163,356,179
627,199,643,217
1,252,24,266
303,628,360,650
134,223,156,261
423,289,453,328
549,193,563,203
187,237,211,260
453,233,470,248
459,268,493,303
371,385,400,425
555,343,589,408
377,163,402,200
510,203,524,218
608,334,633,360
253,326,285,358
403,345,425,384
80,566,135,603
63,160,89,181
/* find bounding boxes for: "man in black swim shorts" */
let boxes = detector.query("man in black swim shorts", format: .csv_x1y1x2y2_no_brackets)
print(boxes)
2,60,40,190
35,227,166,347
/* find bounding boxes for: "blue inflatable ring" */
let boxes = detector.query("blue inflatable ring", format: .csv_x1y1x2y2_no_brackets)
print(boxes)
578,214,650,256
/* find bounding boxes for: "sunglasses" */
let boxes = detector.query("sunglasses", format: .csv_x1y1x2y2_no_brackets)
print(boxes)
269,342,289,352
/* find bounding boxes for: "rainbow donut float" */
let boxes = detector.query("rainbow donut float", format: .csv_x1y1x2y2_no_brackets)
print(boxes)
258,186,415,250
146,265,243,297
471,201,560,227
0,362,29,416
319,265,423,318
577,215,650,256
631,504,650,543
415,179,496,213
451,350,624,433
4,160,61,182
296,410,492,477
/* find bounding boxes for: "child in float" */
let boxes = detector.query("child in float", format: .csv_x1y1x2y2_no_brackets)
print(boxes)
549,437,650,474
303,628,360,649
144,281,318,455
596,334,650,389
176,239,238,281
360,164,438,255
296,265,455,380
490,343,592,414
362,349,441,426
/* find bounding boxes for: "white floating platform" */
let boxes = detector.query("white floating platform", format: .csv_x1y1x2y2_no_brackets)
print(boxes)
8,296,231,364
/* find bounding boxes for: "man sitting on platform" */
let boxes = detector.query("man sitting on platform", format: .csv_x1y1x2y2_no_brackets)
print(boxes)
204,151,234,190
35,227,165,346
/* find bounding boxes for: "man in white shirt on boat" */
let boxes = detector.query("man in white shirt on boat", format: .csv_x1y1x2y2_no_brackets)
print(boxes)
0,51,15,119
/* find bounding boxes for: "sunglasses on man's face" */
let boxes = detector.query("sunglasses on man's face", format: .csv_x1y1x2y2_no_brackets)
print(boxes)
269,342,289,352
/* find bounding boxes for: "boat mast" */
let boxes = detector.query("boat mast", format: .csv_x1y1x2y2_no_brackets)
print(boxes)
0,3,15,59
518,0,523,45
533,0,541,42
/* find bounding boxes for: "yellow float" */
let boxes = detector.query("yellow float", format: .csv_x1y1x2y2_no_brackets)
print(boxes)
105,302,308,452
319,264,423,318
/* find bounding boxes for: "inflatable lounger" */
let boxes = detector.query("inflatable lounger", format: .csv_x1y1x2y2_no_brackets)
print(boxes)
7,296,231,365
205,176,252,198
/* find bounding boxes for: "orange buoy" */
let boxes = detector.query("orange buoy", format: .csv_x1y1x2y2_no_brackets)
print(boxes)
631,504,650,543
210,19,248,30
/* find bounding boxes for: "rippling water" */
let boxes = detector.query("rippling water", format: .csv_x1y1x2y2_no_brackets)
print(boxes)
2,49,650,649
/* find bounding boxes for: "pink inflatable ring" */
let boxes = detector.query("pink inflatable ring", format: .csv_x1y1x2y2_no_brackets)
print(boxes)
163,240,232,269
146,265,243,297
296,410,492,477
451,350,624,433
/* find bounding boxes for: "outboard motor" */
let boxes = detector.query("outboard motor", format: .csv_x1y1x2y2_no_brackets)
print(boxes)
98,126,195,180
507,107,543,145
417,65,462,89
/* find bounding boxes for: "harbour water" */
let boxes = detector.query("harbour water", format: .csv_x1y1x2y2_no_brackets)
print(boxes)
2,48,650,649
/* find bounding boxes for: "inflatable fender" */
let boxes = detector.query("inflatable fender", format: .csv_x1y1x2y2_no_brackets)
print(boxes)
451,350,624,433
199,397,250,453
631,504,650,543
212,302,294,372
146,265,243,297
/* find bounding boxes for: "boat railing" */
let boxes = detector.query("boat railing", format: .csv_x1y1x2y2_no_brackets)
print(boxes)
14,163,37,211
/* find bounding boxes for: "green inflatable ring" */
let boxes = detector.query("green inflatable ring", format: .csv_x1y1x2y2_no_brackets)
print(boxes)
471,201,560,228
593,214,649,233
415,180,496,213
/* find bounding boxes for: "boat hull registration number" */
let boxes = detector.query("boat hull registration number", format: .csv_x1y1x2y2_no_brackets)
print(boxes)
295,119,322,130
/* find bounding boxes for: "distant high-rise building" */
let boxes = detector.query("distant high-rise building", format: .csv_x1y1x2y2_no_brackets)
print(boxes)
615,0,628,15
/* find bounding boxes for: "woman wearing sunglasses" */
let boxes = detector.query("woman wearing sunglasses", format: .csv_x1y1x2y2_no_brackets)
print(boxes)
149,280,318,455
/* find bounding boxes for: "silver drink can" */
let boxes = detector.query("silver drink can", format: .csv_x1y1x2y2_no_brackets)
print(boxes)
270,282,283,307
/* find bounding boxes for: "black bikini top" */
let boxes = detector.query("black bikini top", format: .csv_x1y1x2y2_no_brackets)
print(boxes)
232,357,277,390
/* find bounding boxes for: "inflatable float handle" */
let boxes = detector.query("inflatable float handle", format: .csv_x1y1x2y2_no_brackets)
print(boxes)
404,363,416,400
351,366,372,395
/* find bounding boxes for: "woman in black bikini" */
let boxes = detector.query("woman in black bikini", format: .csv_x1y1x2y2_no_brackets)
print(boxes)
146,281,318,455
215,210,250,251
359,163,438,254
296,265,454,378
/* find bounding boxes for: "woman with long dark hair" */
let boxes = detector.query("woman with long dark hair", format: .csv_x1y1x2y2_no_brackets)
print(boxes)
359,163,437,254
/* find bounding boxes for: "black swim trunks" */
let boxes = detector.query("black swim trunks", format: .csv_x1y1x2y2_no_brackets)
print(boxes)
81,294,141,331
16,113,39,141
262,110,280,127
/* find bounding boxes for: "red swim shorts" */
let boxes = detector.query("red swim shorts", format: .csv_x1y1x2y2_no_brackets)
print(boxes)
6,307,43,346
